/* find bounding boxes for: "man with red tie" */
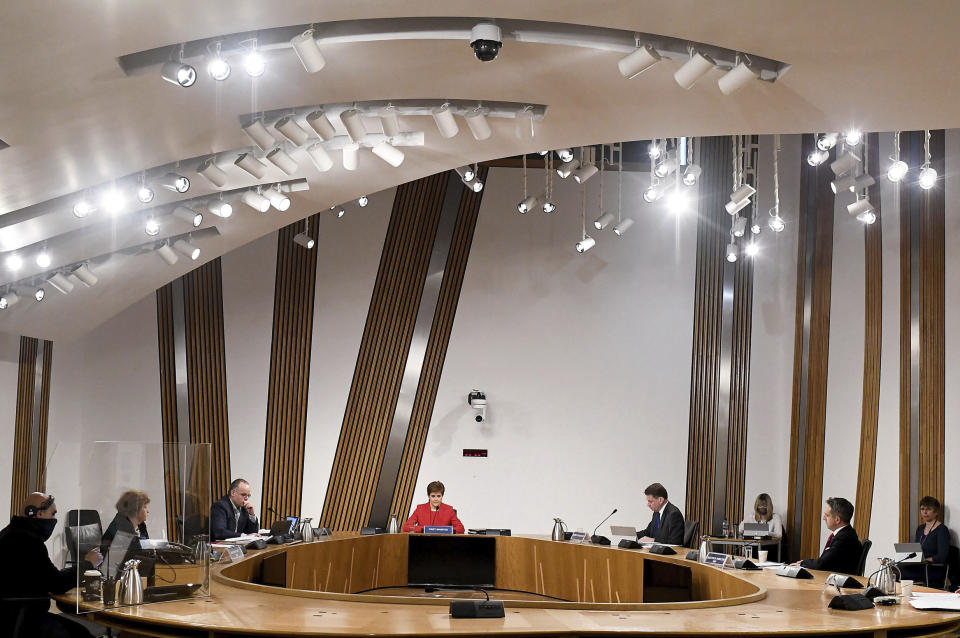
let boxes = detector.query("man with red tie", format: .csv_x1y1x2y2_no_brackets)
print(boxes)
795,497,862,575
403,481,465,534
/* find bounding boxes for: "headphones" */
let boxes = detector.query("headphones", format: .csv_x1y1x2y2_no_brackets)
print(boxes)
24,495,55,518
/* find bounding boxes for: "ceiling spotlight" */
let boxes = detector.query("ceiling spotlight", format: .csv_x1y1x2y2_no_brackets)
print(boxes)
198,159,229,187
307,143,333,172
331,205,345,218
145,218,160,236
208,200,233,218
173,205,203,227
160,61,197,87
518,195,541,214
242,119,276,151
371,142,405,167
465,108,492,141
34,287,45,302
858,211,876,224
264,188,291,211
99,188,125,215
342,142,359,171
293,231,315,249
848,197,875,220
47,272,74,295
725,242,738,262
844,130,862,146
575,236,596,253
919,165,937,190
768,214,785,233
572,163,598,184
542,201,557,214
807,149,829,166
886,159,908,182
137,185,154,204
852,174,876,191
617,44,662,79
156,244,179,265
73,199,96,218
306,110,337,141
666,190,689,215
725,198,750,215
718,61,759,95
613,218,634,236
358,195,369,207
455,166,476,182
6,254,22,271
379,106,402,138
159,172,190,193
36,251,51,268
682,164,702,186
556,149,574,162
0,292,19,309
817,133,839,151
730,183,756,204
244,48,265,77
235,153,268,179
432,103,459,138
745,241,760,257
648,144,662,160
339,109,367,143
274,116,310,146
830,175,857,194
654,154,679,178
207,56,231,81
467,179,484,193
556,159,580,179
242,190,271,213
174,239,201,260
72,264,97,287
830,151,860,176
643,184,663,203
674,51,716,89
731,215,747,237
515,108,535,140
750,221,762,235
290,30,325,73
266,148,299,175
594,211,615,229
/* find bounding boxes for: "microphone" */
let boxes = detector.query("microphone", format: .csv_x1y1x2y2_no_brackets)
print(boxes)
863,552,916,599
591,508,618,545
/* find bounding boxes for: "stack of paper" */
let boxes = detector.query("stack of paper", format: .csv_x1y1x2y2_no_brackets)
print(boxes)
908,593,960,611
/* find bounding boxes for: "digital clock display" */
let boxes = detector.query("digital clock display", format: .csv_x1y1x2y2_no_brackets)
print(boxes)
462,448,488,457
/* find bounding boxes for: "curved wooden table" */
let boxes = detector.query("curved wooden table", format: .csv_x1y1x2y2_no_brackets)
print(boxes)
59,533,960,637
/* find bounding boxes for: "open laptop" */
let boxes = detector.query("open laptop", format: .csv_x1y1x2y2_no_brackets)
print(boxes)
894,542,923,563
743,522,771,538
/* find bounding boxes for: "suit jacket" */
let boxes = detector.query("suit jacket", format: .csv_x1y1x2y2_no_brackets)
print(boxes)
638,501,685,545
210,495,259,541
403,503,464,534
800,525,862,575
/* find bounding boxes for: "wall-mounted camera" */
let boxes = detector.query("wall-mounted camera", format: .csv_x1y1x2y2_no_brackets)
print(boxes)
470,23,502,62
467,390,487,423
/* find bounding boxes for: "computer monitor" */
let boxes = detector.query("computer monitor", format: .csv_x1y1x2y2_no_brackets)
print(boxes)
407,535,496,587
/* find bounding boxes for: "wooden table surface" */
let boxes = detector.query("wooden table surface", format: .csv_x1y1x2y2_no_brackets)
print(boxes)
57,534,960,637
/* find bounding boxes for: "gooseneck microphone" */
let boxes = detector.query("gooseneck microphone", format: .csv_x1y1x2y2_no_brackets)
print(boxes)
591,508,618,545
863,552,916,599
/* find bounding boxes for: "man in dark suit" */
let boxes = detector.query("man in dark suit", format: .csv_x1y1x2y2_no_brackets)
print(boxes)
637,483,685,545
210,478,260,541
796,497,862,575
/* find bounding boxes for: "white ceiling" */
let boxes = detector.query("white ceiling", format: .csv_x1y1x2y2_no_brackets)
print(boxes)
0,0,954,341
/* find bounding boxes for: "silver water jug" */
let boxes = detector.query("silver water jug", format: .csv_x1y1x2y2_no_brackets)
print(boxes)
118,559,143,605
302,523,315,543
551,518,567,541
387,514,400,534
869,557,901,595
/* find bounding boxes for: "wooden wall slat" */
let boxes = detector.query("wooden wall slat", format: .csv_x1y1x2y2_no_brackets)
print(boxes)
9,336,38,517
260,213,322,526
157,284,182,540
35,341,52,492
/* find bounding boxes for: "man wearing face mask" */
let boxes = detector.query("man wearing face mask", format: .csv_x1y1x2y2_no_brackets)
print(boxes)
0,492,102,637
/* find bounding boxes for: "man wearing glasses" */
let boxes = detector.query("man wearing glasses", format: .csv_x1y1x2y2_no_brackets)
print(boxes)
210,479,260,542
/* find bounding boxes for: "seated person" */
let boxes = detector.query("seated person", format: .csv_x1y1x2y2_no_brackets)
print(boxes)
637,483,684,545
794,496,862,575
102,489,150,546
739,493,783,537
403,481,464,533
210,478,259,541
0,493,102,638
900,496,950,587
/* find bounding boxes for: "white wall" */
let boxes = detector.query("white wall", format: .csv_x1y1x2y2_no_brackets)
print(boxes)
0,334,22,520
943,128,960,546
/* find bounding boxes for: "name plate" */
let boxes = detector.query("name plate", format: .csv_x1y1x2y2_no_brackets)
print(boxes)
704,552,732,567
569,531,588,543
423,526,454,534
219,545,244,563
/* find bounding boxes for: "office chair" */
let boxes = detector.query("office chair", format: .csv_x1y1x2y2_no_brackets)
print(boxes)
682,519,700,549
922,545,957,590
64,509,102,567
857,539,872,576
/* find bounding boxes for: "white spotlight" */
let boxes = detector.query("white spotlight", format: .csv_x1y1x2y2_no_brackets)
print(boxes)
358,195,369,207
518,196,541,214
36,251,51,268
160,61,197,87
264,189,291,211
73,199,96,218
613,218,634,236
159,173,190,193
682,164,702,186
852,174,876,191
730,183,756,204
556,149,574,162
157,244,179,265
6,254,22,271
556,159,580,179
340,109,367,143
242,190,271,213
34,288,45,302
593,211,615,229
674,52,716,89
99,189,125,215
750,221,762,235
830,175,857,194
198,159,228,187
207,56,231,81
242,119,276,152
807,149,829,166
342,142,359,171
725,198,750,215
244,50,265,77
208,201,233,218
847,197,875,219
731,215,747,237
726,242,738,262
745,241,759,257
887,160,908,182
465,109,492,141
818,133,839,151
654,155,679,178
718,61,759,95
293,232,315,249
844,130,862,146
919,166,937,189
145,218,160,236
455,166,477,182
575,236,596,253
617,45,662,78
648,144,662,160
275,116,310,146
572,163,598,184
432,104,459,138
174,239,201,260
137,186,155,204
290,30,325,73
331,205,345,218
0,292,19,309
371,142,405,167
768,214,785,233
467,179,484,193
306,110,337,141
173,205,203,227
830,151,861,176
235,153,268,179
47,273,74,295
542,201,557,213
667,190,689,214
266,148,299,175
306,143,333,172
643,185,663,203
380,107,401,138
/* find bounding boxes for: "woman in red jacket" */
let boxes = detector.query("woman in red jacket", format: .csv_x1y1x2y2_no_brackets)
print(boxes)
403,481,464,533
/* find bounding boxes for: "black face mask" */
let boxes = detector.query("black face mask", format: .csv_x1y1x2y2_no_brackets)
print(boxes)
32,517,58,541
757,507,768,516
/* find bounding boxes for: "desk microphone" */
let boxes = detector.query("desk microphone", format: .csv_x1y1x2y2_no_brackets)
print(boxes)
863,552,916,599
591,508,618,545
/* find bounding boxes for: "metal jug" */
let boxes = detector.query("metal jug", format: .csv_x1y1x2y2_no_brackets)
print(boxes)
868,557,901,595
302,523,315,543
387,514,400,534
551,518,567,541
118,559,143,605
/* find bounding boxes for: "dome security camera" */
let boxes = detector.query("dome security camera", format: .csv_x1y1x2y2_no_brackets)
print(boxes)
470,23,502,62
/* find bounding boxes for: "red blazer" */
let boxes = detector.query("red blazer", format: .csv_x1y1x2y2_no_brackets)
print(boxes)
403,502,464,534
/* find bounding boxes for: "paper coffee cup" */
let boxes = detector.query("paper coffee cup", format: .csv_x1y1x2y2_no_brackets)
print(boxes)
901,579,913,597
758,550,769,562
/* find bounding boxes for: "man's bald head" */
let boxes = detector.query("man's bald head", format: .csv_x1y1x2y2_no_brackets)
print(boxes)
24,492,56,519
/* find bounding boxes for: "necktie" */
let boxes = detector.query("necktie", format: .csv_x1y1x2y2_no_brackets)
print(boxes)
824,533,835,550
652,511,661,537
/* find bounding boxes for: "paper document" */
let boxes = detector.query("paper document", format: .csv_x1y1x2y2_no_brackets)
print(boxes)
909,593,960,611
222,534,261,542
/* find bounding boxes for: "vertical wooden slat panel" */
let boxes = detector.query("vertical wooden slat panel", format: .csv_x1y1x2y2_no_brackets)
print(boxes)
156,284,182,540
261,213,322,526
9,337,38,517
35,341,53,492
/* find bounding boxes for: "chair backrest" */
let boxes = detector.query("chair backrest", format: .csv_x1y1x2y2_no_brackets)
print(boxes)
64,509,102,564
67,509,100,527
857,539,872,576
683,519,700,548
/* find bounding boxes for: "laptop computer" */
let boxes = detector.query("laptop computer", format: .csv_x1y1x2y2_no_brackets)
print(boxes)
610,525,638,538
894,542,923,563
743,522,771,538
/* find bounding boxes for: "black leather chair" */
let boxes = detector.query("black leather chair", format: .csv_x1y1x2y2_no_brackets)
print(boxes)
682,519,700,549
857,539,872,576
922,545,957,590
65,509,102,567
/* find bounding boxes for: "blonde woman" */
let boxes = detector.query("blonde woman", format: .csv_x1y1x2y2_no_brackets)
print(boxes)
739,493,782,537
